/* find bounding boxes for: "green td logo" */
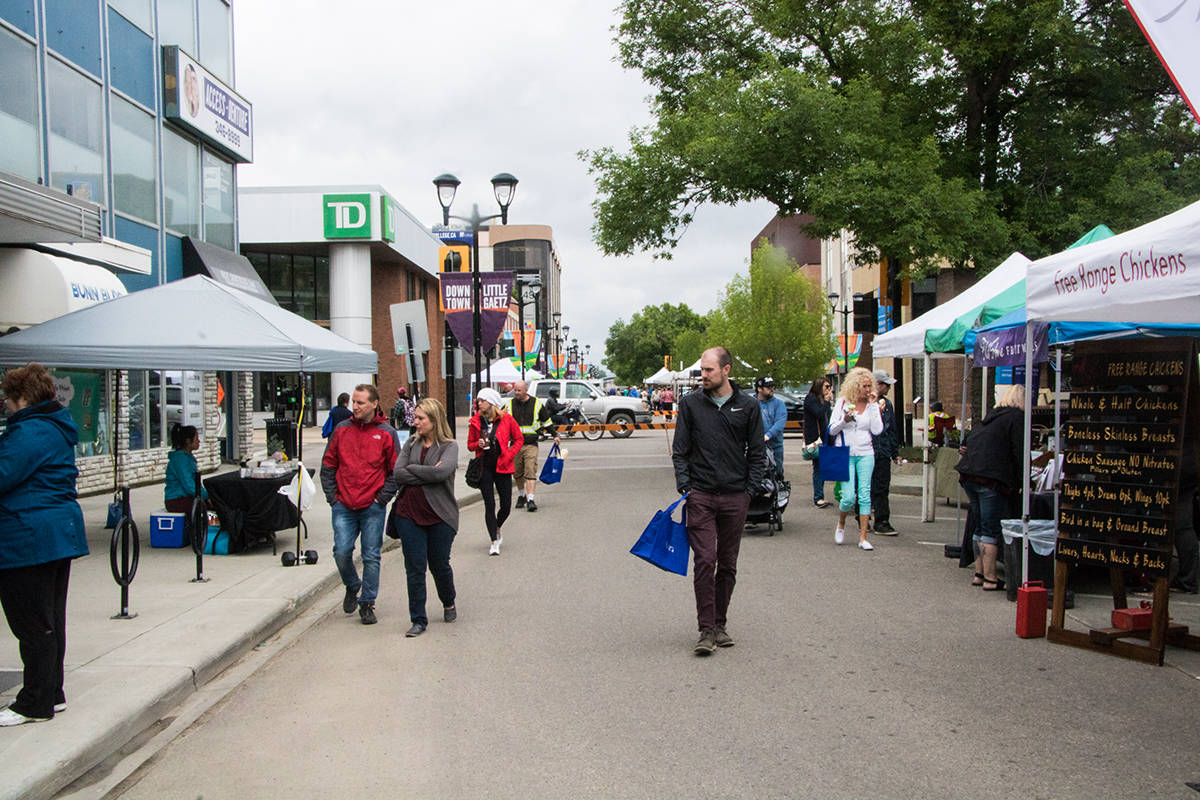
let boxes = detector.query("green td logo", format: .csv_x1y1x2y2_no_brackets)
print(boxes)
323,193,372,238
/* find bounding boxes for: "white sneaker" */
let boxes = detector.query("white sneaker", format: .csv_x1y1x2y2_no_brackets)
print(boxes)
0,708,50,726
488,540,500,556
834,526,845,545
53,702,66,713
858,540,874,551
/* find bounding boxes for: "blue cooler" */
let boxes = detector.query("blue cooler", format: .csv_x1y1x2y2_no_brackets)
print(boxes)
149,511,188,548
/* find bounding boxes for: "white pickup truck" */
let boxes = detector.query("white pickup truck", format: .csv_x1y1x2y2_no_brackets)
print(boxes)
527,379,651,439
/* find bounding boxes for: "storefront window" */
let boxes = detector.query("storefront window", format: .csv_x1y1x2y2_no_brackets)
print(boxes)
127,369,146,450
197,0,230,82
47,57,105,204
315,255,330,320
157,0,195,53
201,149,234,249
163,128,200,236
108,0,152,32
293,255,315,320
268,253,291,308
111,95,157,222
0,367,109,458
0,26,39,181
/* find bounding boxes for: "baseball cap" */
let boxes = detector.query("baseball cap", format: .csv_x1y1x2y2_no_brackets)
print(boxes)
755,376,775,389
873,369,896,385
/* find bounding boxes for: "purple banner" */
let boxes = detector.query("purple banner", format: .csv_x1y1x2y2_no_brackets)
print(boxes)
973,321,1049,367
438,271,514,356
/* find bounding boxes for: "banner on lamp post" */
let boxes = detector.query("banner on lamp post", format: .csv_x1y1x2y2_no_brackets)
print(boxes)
438,271,515,355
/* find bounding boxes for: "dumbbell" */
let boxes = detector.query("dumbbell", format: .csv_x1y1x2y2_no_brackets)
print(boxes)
281,549,320,567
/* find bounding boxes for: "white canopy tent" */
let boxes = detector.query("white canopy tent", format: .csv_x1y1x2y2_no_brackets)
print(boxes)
469,357,542,385
0,275,378,373
872,252,1032,520
644,366,676,385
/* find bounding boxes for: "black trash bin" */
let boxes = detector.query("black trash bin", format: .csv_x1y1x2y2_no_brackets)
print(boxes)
1002,520,1056,601
265,418,297,460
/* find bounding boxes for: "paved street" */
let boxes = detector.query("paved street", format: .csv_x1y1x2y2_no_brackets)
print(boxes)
111,432,1200,800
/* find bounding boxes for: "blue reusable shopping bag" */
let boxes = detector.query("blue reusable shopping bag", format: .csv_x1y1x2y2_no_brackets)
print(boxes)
818,429,850,483
630,494,690,576
539,444,564,485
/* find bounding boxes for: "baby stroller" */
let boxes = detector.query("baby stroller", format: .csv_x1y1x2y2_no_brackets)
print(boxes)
745,449,790,534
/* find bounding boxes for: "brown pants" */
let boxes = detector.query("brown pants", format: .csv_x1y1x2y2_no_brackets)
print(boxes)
686,490,751,632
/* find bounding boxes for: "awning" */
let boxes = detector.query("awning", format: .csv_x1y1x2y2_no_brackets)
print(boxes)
0,247,127,329
0,171,102,244
182,236,276,305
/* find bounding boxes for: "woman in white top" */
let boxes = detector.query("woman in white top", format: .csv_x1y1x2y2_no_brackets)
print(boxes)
828,367,884,550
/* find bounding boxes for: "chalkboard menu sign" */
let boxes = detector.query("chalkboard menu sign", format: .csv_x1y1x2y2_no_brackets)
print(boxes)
1049,337,1198,665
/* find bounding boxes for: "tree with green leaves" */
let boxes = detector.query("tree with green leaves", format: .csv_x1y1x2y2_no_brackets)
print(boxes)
604,302,704,384
707,241,834,384
585,0,1200,275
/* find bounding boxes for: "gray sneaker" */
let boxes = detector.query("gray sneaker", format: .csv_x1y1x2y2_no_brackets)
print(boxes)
694,630,717,655
713,627,734,647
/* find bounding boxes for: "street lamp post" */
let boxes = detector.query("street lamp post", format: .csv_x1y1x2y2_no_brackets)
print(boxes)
827,291,862,387
549,311,561,379
433,171,518,396
516,274,541,380
561,324,570,378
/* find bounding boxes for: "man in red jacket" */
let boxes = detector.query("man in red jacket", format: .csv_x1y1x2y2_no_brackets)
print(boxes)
321,384,398,625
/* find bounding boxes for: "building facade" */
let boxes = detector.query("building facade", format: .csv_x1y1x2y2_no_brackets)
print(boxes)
0,0,255,491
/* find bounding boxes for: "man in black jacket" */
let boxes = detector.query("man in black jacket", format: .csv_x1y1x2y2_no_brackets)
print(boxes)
672,347,765,655
871,369,900,534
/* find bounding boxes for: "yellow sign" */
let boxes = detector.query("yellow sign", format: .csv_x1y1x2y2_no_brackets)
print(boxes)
439,244,469,272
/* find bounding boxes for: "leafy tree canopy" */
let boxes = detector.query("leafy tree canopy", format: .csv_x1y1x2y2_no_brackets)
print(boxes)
585,0,1200,275
708,241,834,384
604,302,704,384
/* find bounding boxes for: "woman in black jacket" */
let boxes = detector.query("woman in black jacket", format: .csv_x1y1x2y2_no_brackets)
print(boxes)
803,378,833,508
955,385,1026,591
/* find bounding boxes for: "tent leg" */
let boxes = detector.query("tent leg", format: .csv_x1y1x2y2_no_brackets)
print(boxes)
1020,324,1034,587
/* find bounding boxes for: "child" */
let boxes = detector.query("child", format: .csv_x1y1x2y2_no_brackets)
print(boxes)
164,424,208,513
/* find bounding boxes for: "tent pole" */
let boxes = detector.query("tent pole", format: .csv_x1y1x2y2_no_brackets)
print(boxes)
921,352,933,522
956,354,968,541
1052,345,1063,548
1021,324,1033,587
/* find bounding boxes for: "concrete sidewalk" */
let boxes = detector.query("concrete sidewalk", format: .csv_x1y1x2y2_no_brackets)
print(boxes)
0,419,482,800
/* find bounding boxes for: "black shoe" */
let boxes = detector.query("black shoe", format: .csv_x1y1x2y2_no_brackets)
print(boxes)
358,602,377,625
526,500,538,512
343,586,359,614
405,623,426,637
874,521,897,535
515,496,527,508
713,626,735,648
444,605,457,623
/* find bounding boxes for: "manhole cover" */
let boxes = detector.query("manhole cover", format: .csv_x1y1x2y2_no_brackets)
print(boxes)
0,670,22,694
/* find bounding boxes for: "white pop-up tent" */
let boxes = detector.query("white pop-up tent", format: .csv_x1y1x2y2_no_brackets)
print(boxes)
644,366,676,385
0,275,378,373
468,357,542,385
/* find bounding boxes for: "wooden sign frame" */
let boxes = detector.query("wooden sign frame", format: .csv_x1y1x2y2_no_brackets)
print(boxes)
1048,337,1200,665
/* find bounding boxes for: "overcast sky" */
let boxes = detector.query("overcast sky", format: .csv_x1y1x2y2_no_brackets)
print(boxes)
232,0,775,368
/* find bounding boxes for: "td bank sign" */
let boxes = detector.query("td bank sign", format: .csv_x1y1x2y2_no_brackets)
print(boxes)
323,193,372,238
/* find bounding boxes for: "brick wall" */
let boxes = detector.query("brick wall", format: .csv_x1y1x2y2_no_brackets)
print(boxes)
371,262,445,410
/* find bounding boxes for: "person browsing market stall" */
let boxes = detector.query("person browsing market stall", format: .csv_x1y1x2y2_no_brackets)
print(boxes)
829,367,884,551
505,380,559,512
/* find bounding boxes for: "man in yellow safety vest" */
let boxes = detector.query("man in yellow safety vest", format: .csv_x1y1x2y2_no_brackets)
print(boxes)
506,380,559,512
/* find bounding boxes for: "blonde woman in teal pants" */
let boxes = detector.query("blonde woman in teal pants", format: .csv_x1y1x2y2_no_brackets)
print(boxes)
828,367,883,551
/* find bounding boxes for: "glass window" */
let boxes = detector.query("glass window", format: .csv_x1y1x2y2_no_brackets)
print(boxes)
45,0,102,77
293,255,315,320
158,0,194,54
315,256,330,320
127,369,146,450
108,0,151,31
201,149,233,249
0,26,39,181
111,95,157,222
269,253,292,308
0,0,37,37
197,0,230,82
163,128,199,236
47,58,104,204
246,251,268,282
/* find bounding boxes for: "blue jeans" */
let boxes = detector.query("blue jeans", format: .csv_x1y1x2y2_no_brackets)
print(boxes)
838,454,875,515
331,502,386,604
962,480,1003,545
768,441,784,479
395,516,457,626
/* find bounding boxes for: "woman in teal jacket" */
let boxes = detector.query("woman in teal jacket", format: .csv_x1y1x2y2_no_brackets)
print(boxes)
0,363,89,726
164,424,208,513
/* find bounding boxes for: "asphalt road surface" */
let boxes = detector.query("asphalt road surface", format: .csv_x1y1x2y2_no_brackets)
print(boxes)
113,432,1200,799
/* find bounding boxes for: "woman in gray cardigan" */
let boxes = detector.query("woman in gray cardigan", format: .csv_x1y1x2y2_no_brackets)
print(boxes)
391,398,459,637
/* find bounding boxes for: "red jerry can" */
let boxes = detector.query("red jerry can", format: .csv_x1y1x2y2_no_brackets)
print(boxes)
1016,581,1048,639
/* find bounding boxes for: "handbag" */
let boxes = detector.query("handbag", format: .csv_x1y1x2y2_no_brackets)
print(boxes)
800,441,820,461
629,494,690,576
203,525,230,555
539,444,564,485
321,414,334,439
818,416,850,483
465,457,483,489
104,499,122,529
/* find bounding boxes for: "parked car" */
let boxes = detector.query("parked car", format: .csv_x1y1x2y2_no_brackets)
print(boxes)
774,391,805,435
527,379,651,439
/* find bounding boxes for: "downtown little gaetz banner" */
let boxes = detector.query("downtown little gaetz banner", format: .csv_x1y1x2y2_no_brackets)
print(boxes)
439,271,515,355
